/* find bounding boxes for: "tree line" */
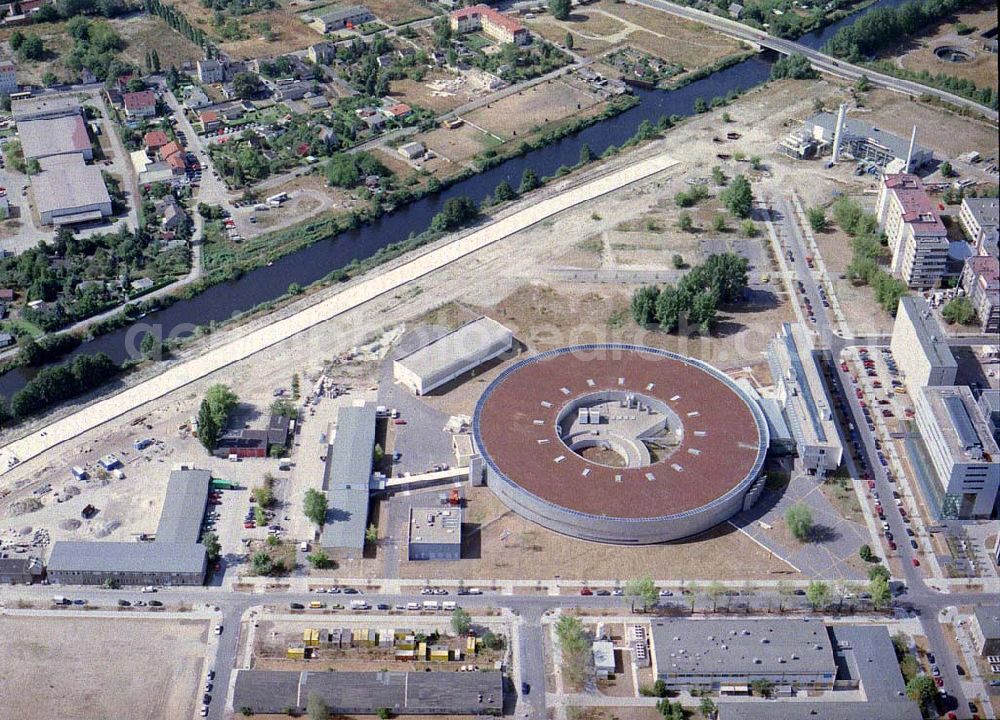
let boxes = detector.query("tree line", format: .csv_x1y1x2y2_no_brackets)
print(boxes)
833,197,908,314
1,352,118,423
824,0,977,60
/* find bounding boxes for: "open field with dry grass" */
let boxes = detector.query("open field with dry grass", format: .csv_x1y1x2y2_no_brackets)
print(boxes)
390,73,479,115
219,10,324,59
419,122,497,163
890,3,998,93
116,14,204,69
0,615,207,720
399,486,799,581
464,78,603,140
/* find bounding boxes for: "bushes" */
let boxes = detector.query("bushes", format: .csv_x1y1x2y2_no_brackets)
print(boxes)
941,296,976,325
835,197,907,314
674,184,709,208
8,352,118,420
770,53,818,80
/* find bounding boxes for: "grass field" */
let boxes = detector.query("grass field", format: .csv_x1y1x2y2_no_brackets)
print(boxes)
463,78,602,140
0,615,208,720
116,14,204,70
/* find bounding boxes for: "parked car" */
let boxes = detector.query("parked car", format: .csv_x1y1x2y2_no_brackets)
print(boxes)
580,587,593,596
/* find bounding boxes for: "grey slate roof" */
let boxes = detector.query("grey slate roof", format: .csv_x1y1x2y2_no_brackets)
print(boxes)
232,670,503,714
807,112,930,161
718,701,922,720
320,404,376,551
974,605,1000,640
898,296,957,370
47,541,206,574
155,469,211,543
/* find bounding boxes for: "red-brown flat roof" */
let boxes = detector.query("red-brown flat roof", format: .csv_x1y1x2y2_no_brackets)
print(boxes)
475,346,765,519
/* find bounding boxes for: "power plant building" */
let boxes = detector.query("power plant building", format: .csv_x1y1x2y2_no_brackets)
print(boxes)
801,110,932,172
890,296,957,388
767,323,843,475
394,316,513,396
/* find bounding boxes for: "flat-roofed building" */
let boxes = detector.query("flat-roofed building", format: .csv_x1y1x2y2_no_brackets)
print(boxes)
767,323,842,475
12,95,81,122
959,196,999,257
914,385,1000,519
650,618,837,690
320,404,376,557
46,469,210,586
0,556,43,584
960,254,999,334
890,296,957,388
34,154,112,226
18,114,93,161
979,389,1000,444
876,174,948,288
394,316,513,395
232,669,503,715
971,605,1000,657
311,5,374,33
593,640,616,679
407,505,462,560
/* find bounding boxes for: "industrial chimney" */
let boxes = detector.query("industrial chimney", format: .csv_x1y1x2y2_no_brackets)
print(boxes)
831,103,847,163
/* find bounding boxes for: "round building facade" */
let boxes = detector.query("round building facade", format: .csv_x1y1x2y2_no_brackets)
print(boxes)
472,344,769,544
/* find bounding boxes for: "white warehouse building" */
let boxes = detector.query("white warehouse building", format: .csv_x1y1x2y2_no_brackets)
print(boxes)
393,316,513,395
914,385,1000,519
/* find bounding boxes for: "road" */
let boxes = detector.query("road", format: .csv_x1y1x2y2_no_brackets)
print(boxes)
769,191,979,716
632,0,998,122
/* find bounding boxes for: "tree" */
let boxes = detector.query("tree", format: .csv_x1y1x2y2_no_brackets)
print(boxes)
451,607,472,635
430,196,479,232
493,179,516,203
785,503,813,541
625,577,658,611
17,34,45,61
365,523,378,544
693,97,708,113
656,699,683,720
42,71,58,87
807,206,827,232
578,143,593,165
549,0,570,20
859,544,874,562
304,489,328,528
941,296,976,325
565,32,574,49
750,678,774,698
203,532,221,562
721,175,753,218
706,580,726,612
9,30,24,51
699,696,717,719
555,614,588,685
266,533,280,548
855,75,871,92
307,692,330,720
631,285,660,325
376,710,392,720
250,551,273,575
519,168,540,193
254,505,267,527
905,675,937,710
326,153,361,188
140,331,163,360
939,160,953,177
232,71,260,100
677,211,693,232
869,576,891,608
868,564,891,583
672,253,685,269
307,550,332,569
252,483,274,508
711,166,726,185
197,398,220,452
770,53,818,80
806,580,830,610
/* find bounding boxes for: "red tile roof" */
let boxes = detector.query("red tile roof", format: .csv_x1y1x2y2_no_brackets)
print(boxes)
200,110,219,123
966,254,999,286
450,4,525,34
159,141,183,160
386,102,411,117
143,130,170,149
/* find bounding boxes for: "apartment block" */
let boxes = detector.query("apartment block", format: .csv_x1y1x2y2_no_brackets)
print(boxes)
960,255,999,334
876,174,948,288
890,296,957,388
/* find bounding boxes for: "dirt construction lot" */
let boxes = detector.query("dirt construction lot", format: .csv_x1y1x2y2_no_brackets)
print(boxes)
464,78,603,141
0,615,208,720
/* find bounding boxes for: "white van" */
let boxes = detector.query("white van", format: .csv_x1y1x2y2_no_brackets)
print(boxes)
442,601,456,611
422,600,439,611
465,587,483,595
406,602,420,611
350,600,369,610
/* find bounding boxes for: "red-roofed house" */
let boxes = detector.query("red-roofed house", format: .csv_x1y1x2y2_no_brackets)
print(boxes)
961,255,999,333
449,4,529,45
122,90,157,119
382,102,412,119
158,141,187,175
876,174,948,288
199,110,220,133
143,130,170,153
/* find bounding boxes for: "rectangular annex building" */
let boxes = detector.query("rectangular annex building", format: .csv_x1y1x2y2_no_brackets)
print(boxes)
320,404,377,557
46,469,210,586
232,669,503,715
393,316,513,395
407,505,462,561
650,618,837,690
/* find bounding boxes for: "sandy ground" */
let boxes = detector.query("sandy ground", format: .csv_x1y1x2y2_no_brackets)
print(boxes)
398,486,799,581
892,4,999,94
0,615,208,720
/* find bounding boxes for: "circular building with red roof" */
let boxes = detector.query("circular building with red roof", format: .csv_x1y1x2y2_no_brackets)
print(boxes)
472,344,769,544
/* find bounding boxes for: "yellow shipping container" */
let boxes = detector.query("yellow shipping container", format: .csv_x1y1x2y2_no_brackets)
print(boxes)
287,645,306,658
417,641,427,660
466,636,477,654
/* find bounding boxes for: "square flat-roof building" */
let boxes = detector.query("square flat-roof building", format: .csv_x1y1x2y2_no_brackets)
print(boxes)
960,254,1000,334
876,174,948,288
960,196,999,257
971,605,1000,657
890,296,957,388
46,469,210,586
18,114,93,161
914,385,1000,519
320,404,376,557
650,618,837,690
232,670,503,715
34,154,112,226
767,323,843,475
394,316,513,396
407,505,462,561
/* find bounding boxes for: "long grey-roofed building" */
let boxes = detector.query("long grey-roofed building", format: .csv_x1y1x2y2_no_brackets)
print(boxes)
394,316,513,396
650,618,836,690
232,670,503,715
890,295,957,388
19,114,93,161
34,154,112,226
12,94,82,122
320,404,376,557
46,469,210,586
718,625,921,719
